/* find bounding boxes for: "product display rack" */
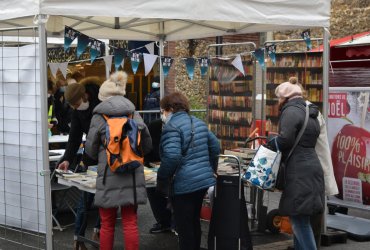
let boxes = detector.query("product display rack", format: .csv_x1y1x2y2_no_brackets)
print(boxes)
265,51,323,132
208,58,255,150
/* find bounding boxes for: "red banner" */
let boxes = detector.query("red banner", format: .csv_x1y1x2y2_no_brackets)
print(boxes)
328,93,349,118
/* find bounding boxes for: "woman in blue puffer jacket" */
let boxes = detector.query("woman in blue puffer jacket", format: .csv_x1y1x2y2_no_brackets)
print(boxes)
158,92,220,250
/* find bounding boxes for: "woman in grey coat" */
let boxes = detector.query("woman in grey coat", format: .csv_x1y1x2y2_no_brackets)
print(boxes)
269,81,325,250
85,71,152,250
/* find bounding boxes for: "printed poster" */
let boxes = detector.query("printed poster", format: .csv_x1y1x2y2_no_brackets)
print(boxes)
328,89,370,205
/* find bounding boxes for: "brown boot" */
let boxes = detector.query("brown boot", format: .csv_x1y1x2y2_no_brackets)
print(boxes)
73,240,88,250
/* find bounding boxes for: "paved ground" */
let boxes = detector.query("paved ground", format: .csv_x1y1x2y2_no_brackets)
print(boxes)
1,190,370,249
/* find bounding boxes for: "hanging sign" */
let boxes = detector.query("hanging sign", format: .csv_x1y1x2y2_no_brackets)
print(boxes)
184,58,196,80
103,55,113,73
198,58,209,77
143,53,158,76
77,34,90,58
114,48,126,71
145,42,155,55
252,48,265,70
162,57,173,77
266,44,276,65
301,29,312,51
130,52,141,74
90,39,104,63
231,54,245,76
64,26,79,52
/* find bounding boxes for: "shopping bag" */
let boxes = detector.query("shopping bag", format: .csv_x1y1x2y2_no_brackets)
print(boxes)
242,140,281,190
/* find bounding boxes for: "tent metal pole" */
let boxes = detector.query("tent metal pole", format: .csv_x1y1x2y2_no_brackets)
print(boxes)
322,27,330,235
159,22,165,99
38,14,53,250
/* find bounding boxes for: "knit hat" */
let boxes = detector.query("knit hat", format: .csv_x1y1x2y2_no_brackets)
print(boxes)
98,71,127,101
64,83,86,105
275,82,302,99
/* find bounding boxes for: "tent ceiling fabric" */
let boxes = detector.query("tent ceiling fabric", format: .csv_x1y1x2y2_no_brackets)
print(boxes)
0,0,330,41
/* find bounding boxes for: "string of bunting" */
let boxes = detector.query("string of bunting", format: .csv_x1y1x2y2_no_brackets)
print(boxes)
50,26,312,80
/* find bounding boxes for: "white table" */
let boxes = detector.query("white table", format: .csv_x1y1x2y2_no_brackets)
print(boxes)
49,134,86,144
49,135,69,144
49,149,65,162
58,176,96,194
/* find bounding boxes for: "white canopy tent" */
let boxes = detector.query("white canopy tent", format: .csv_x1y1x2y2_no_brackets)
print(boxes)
0,1,331,248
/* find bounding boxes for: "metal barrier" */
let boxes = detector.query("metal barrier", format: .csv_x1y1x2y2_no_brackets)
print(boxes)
138,109,207,125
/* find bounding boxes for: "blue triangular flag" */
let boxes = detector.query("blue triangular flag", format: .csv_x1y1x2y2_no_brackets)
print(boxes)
64,26,79,52
265,44,276,65
301,29,312,51
77,34,90,58
184,58,196,80
252,48,265,70
130,52,141,74
114,48,126,71
90,39,104,63
198,58,209,77
162,57,173,77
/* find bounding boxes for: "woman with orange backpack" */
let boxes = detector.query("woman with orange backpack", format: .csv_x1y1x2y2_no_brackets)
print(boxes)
85,71,152,250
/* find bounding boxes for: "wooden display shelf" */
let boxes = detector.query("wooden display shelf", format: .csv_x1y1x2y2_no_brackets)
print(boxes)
208,107,253,112
266,67,322,71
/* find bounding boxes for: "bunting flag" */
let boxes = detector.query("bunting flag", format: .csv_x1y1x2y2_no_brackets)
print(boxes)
265,44,276,65
48,63,60,78
64,26,79,52
145,42,155,55
301,29,312,51
90,39,104,63
103,55,113,73
58,62,69,79
162,57,173,77
198,58,209,77
252,48,265,70
184,58,196,80
130,52,141,74
114,48,126,71
77,33,90,58
231,54,245,76
143,53,158,76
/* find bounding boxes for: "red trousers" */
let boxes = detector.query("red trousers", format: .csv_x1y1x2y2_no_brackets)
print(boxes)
99,205,138,250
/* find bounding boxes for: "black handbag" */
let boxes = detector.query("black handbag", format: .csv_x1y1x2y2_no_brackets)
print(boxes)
275,104,309,191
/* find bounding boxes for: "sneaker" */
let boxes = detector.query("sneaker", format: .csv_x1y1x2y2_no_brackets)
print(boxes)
149,223,171,234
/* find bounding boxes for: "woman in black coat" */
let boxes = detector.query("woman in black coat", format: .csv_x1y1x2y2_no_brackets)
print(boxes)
269,82,325,250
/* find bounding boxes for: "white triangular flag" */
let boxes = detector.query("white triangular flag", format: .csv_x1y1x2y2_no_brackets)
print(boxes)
103,55,113,73
231,54,245,76
58,62,69,79
48,63,59,78
143,53,158,76
145,42,155,55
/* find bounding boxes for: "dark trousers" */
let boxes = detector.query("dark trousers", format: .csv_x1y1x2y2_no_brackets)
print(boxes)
146,187,172,227
310,213,323,249
172,189,207,250
75,192,100,237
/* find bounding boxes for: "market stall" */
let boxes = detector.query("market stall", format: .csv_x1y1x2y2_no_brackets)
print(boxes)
0,1,331,249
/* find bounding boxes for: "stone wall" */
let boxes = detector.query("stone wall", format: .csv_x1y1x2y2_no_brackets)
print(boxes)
165,0,370,106
273,0,370,50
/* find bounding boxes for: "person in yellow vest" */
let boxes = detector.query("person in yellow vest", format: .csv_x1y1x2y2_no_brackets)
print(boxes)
47,79,58,136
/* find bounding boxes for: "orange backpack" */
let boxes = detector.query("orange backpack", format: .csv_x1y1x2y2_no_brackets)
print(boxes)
102,114,143,184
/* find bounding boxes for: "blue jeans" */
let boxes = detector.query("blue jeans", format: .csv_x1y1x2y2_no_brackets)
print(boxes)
74,192,100,237
290,215,317,250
